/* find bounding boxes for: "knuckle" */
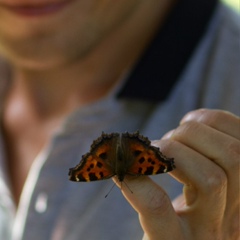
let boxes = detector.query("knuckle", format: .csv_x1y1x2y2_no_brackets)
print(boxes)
204,169,227,194
183,108,238,127
183,108,214,124
225,140,240,170
198,111,220,126
176,120,200,138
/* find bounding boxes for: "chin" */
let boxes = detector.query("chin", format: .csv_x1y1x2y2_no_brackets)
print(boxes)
0,30,102,71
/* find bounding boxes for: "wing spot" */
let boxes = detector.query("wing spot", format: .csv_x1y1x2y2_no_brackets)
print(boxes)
147,158,156,164
87,163,95,171
134,150,142,156
99,152,107,160
144,166,154,175
78,174,87,181
97,161,103,168
138,157,145,164
89,173,98,181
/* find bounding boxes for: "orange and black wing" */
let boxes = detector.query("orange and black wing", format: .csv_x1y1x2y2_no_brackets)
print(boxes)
122,131,175,176
69,153,114,182
69,132,119,181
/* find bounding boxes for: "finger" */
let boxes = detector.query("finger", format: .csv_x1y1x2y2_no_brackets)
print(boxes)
113,176,184,240
153,139,227,238
153,139,227,209
166,121,239,228
171,120,239,185
180,109,240,140
176,109,240,207
164,110,240,239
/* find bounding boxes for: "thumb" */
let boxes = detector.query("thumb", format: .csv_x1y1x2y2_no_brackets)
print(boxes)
114,176,183,240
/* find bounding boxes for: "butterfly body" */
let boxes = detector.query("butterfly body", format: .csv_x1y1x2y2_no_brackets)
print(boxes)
69,131,175,182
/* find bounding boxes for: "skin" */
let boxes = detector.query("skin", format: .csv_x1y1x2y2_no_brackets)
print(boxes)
117,109,240,239
0,0,239,239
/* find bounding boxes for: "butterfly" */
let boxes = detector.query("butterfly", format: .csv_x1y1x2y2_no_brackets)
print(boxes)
68,131,175,183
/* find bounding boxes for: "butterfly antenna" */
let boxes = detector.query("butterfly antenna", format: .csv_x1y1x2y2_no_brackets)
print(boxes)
122,180,133,194
105,182,116,198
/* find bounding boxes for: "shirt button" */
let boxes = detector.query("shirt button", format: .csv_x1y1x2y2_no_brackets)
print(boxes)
35,193,48,213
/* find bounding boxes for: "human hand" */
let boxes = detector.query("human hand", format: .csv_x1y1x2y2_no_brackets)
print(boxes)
116,109,240,240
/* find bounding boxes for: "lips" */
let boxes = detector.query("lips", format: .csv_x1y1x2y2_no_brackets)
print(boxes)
0,0,73,17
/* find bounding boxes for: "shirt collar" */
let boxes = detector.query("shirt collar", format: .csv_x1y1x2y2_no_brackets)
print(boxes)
117,0,218,101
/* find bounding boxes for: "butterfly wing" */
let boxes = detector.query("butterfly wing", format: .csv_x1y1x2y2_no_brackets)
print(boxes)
122,131,175,176
69,132,119,182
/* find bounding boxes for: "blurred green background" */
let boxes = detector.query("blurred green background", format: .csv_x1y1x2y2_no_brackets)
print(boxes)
223,0,239,11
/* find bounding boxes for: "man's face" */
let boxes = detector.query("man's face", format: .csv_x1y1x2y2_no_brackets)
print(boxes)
0,0,142,69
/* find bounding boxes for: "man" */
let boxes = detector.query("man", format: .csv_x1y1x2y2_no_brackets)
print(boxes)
0,0,239,239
